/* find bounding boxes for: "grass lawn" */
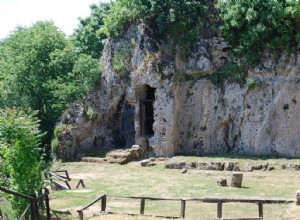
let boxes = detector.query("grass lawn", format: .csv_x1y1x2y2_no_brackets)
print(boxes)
49,155,300,220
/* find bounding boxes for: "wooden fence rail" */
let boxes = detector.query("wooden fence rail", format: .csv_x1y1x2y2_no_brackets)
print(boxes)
77,194,294,220
0,186,51,220
47,170,85,190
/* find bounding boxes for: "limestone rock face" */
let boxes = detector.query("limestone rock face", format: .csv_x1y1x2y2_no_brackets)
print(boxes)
57,24,300,161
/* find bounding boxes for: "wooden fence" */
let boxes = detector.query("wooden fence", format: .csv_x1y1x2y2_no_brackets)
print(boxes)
46,170,85,190
77,194,294,220
0,186,50,220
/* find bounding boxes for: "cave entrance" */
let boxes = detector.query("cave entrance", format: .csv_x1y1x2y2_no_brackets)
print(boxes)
140,85,156,137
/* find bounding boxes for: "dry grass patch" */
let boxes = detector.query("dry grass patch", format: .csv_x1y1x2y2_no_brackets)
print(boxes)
49,156,300,219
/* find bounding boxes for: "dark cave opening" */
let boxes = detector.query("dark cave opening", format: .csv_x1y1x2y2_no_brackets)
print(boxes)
140,85,156,137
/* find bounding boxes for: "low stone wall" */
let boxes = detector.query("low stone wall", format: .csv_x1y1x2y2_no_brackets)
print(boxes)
164,161,300,172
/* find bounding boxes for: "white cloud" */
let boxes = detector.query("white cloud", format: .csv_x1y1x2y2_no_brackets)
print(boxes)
0,0,108,39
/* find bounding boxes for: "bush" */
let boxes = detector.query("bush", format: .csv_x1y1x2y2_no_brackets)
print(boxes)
0,109,43,218
101,0,207,44
112,42,132,78
86,107,97,120
210,63,247,85
217,0,300,62
51,138,59,154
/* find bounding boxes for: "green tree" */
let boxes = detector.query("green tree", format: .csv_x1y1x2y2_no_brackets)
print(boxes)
48,47,100,112
0,21,101,146
217,0,300,63
73,3,110,59
0,21,68,144
0,109,43,218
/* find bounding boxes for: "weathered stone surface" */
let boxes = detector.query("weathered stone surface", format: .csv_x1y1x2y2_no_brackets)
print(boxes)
147,162,157,167
244,164,253,172
57,23,300,160
217,179,227,187
106,145,143,165
197,162,224,171
224,162,235,171
296,191,300,205
233,165,240,171
140,158,157,167
230,173,243,188
282,164,300,170
141,159,151,167
181,168,188,174
164,161,191,169
81,157,107,163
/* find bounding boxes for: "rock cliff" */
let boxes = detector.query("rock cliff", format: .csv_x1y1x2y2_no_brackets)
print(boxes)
56,24,300,161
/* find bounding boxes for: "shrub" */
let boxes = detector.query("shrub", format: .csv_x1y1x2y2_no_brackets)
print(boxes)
112,42,132,78
101,0,207,44
283,103,289,110
210,63,247,85
86,107,97,120
51,138,59,154
0,109,43,218
246,77,262,90
217,0,300,63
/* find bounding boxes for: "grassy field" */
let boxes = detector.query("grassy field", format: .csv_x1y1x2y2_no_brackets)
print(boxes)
49,155,300,220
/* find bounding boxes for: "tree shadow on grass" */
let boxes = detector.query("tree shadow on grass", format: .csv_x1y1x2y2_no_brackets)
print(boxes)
50,209,72,220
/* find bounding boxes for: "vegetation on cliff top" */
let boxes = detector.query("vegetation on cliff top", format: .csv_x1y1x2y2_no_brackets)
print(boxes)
101,0,207,44
217,0,300,64
100,0,300,84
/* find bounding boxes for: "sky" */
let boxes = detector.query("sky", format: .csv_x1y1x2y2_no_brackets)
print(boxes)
0,0,108,39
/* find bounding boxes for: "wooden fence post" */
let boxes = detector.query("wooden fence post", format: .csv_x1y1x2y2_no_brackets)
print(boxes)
78,211,83,220
180,199,186,218
76,179,86,189
80,179,86,188
30,193,39,220
33,194,40,220
140,198,145,215
101,195,107,213
44,192,51,220
217,201,222,219
64,170,70,179
65,181,71,189
258,202,263,218
30,200,36,220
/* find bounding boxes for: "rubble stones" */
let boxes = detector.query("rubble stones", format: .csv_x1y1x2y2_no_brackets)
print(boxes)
244,164,253,172
106,145,144,164
224,162,235,171
146,162,157,167
141,159,151,167
197,162,224,171
181,168,188,174
164,161,192,169
233,165,240,171
282,164,300,171
217,179,227,187
164,160,300,172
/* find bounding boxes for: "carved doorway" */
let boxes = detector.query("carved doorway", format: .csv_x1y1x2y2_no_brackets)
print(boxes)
140,85,156,137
